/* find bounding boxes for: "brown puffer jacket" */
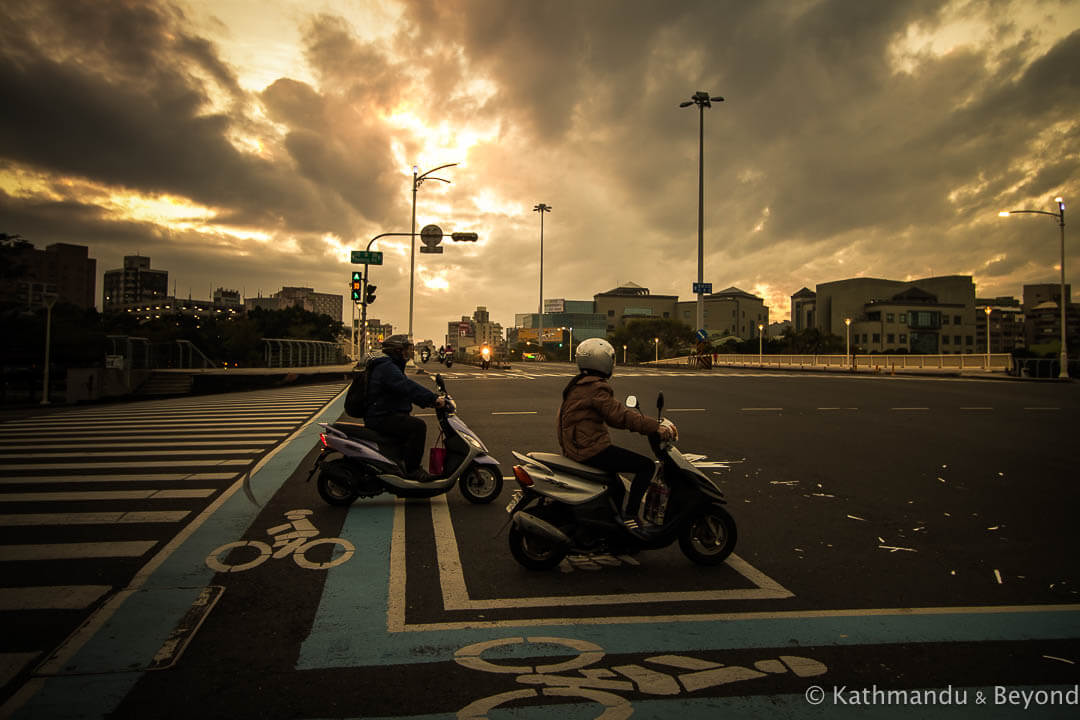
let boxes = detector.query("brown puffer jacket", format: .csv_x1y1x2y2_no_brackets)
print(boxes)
557,374,661,462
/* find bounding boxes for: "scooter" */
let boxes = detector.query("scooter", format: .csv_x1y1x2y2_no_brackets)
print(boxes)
308,374,502,505
437,347,454,368
504,392,737,569
480,345,492,370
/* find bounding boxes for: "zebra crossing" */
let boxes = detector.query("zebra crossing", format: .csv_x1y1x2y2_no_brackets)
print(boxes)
0,381,346,698
435,368,808,380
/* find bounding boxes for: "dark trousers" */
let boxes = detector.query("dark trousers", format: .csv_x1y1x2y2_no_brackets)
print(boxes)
583,445,656,516
366,413,427,472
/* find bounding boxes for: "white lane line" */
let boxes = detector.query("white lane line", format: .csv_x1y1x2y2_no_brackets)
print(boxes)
892,407,929,410
0,510,190,526
0,459,252,471
960,407,994,410
0,489,215,502
740,407,783,411
0,448,264,459
0,472,238,485
0,440,276,450
0,585,111,610
0,416,309,426
423,494,792,611
0,434,284,444
1023,407,1060,411
491,411,538,415
0,541,156,561
817,407,858,410
0,424,297,435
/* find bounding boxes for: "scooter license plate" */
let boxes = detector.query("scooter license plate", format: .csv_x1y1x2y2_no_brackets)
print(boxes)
505,490,523,513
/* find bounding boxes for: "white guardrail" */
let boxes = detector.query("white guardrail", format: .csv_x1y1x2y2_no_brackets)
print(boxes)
647,353,1015,373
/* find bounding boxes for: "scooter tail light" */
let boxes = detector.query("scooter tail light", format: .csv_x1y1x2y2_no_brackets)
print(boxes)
320,433,328,448
513,466,534,487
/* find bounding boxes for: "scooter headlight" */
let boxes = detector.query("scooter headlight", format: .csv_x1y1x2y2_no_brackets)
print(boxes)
463,432,485,452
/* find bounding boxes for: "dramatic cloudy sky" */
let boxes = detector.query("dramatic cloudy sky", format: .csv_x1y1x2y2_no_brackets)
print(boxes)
2,0,1078,343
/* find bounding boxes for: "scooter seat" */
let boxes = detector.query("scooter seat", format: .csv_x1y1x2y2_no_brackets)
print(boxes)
527,452,610,480
329,422,388,444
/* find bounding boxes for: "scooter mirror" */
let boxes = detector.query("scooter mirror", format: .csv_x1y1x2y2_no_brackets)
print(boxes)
626,395,638,409
657,392,665,414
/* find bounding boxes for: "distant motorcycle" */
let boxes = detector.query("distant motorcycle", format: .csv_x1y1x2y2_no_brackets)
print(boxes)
505,391,737,570
308,374,500,505
437,346,454,368
480,345,492,370
419,346,432,363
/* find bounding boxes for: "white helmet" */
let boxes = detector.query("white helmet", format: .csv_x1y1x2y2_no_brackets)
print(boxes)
576,338,615,377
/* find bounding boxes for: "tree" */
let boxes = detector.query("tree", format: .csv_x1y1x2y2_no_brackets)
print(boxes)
609,318,695,363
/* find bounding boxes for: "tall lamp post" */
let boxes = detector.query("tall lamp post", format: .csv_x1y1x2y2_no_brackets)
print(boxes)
999,197,1068,378
984,305,992,369
533,203,551,360
654,337,659,363
680,90,724,335
410,163,458,341
758,323,764,364
844,317,852,369
622,344,627,365
40,292,58,405
569,326,574,362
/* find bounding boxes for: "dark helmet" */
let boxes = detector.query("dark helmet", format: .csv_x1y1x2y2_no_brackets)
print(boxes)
381,334,413,354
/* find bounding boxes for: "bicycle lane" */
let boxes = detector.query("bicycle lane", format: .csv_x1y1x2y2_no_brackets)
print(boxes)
2,389,349,720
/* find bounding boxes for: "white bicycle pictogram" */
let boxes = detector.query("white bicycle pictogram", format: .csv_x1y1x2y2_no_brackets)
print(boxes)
455,636,828,719
206,509,355,572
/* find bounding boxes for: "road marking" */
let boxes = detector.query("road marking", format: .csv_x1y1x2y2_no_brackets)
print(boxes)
0,472,238,485
424,494,792,612
0,541,156,561
0,585,111,610
1023,407,1060,411
740,408,783,411
491,411,538,415
891,407,929,410
0,448,263,459
0,489,216,502
960,407,994,410
0,511,190,526
0,440,276,450
0,459,252,471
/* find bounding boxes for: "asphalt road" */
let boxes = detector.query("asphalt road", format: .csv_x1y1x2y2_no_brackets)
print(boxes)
3,363,1079,719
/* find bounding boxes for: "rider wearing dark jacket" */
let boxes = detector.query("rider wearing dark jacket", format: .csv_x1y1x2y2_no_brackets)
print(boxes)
364,335,444,481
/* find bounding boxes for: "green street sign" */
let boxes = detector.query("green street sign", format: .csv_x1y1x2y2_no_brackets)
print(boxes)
351,250,383,265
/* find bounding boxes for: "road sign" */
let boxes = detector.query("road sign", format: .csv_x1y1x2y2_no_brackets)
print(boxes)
696,328,708,342
351,250,383,265
692,282,713,294
420,224,444,254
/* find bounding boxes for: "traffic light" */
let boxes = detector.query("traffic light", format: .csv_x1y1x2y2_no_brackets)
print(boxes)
350,272,361,302
364,283,377,305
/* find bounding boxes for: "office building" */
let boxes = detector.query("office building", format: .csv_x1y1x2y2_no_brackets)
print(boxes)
103,255,168,311
0,241,96,310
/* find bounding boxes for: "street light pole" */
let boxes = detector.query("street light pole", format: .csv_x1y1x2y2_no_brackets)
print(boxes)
984,305,992,370
844,317,852,369
40,292,57,405
999,197,1068,378
533,203,551,360
409,163,457,341
680,91,724,335
654,337,659,363
758,323,764,364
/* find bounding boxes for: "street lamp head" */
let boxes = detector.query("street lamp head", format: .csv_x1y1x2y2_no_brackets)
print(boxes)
679,101,694,107
998,211,1010,217
984,306,992,315
533,203,552,213
711,96,725,103
844,317,851,326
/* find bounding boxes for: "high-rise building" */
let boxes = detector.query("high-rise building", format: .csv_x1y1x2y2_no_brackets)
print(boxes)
103,255,168,311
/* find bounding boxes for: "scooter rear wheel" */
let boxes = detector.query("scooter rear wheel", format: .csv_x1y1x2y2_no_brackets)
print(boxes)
678,506,737,565
509,524,567,570
316,463,359,506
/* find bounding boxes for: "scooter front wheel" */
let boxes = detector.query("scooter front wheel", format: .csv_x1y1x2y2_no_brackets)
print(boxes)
459,464,503,504
678,506,737,565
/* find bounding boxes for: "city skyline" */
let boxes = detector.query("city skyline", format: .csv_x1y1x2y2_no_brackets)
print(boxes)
1,0,1078,343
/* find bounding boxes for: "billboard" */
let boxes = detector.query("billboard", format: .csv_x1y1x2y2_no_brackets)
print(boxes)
517,327,565,343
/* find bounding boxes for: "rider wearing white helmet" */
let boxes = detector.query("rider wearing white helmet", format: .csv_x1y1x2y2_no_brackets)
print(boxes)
557,338,676,533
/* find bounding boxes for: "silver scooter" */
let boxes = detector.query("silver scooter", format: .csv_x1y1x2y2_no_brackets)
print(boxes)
307,374,502,505
505,392,737,569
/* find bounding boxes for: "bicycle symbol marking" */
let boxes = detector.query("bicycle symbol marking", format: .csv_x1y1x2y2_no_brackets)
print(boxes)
455,636,828,719
206,509,355,573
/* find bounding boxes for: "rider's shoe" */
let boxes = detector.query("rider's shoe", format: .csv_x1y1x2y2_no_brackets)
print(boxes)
406,467,436,483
